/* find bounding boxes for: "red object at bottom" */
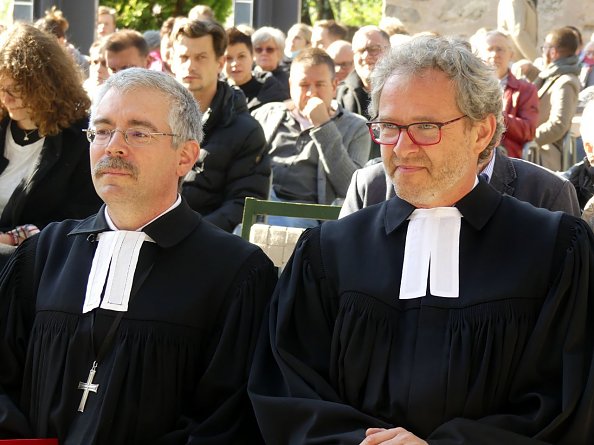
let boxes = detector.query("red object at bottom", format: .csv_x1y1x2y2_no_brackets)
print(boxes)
0,440,58,444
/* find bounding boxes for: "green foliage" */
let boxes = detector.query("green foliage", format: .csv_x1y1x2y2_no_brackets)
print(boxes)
99,0,232,32
302,0,382,27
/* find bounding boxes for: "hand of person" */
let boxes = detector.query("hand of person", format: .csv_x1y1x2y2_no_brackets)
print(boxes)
302,96,331,127
359,427,428,445
0,233,15,245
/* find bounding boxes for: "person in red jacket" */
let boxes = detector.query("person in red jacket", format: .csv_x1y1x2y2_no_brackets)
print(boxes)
478,30,539,158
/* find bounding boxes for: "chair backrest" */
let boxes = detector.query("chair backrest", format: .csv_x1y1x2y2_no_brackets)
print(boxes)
240,197,341,240
241,197,341,270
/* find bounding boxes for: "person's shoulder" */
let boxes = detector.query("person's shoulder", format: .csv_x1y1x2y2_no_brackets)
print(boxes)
511,157,568,185
336,106,367,124
252,101,289,122
353,161,386,184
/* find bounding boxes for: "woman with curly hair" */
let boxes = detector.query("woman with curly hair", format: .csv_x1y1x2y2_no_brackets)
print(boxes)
0,22,101,249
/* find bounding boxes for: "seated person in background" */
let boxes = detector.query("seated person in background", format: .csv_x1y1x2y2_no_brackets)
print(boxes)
326,40,354,84
252,48,369,227
337,25,390,160
248,35,594,445
224,27,289,112
476,30,539,158
251,26,290,97
563,97,594,210
533,27,580,170
0,23,101,249
105,29,151,74
171,19,270,232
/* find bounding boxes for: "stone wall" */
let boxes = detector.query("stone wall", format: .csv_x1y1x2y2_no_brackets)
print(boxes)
384,0,594,45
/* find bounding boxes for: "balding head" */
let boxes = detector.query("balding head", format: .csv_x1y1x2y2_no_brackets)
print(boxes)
326,40,354,83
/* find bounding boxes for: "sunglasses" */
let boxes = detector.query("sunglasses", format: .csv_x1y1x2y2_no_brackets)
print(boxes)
254,47,276,54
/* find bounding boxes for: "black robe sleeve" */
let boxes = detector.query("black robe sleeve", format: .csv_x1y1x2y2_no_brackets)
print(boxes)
0,237,37,438
249,217,594,445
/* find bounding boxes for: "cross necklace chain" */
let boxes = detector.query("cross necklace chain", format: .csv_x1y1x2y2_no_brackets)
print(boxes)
22,128,37,141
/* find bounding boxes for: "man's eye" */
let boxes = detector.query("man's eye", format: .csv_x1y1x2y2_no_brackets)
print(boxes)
95,129,112,136
129,130,149,139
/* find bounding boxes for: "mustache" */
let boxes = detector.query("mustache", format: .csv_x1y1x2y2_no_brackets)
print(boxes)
93,157,139,179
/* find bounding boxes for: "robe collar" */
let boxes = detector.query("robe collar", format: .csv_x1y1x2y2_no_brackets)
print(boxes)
384,176,502,234
67,197,202,248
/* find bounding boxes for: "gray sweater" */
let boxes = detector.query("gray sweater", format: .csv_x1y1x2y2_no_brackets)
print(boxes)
252,102,369,205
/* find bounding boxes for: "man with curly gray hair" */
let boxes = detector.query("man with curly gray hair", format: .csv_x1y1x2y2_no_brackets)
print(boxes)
249,35,594,444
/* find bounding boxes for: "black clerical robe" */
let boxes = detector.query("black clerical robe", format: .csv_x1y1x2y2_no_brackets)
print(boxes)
0,199,277,444
248,181,594,444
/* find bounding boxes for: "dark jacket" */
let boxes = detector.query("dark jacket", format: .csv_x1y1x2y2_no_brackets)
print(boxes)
239,71,289,112
563,157,594,211
336,70,378,160
0,117,101,232
339,150,581,218
182,81,270,232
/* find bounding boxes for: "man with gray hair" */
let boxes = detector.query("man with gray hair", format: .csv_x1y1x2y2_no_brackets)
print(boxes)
0,68,276,443
249,36,594,444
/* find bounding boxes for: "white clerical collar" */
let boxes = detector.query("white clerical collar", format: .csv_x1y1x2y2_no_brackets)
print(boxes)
400,206,463,299
82,195,182,314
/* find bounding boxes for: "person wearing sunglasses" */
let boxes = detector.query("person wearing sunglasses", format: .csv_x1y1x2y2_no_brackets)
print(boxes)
249,35,594,445
0,68,276,444
0,23,101,254
224,27,289,111
251,26,290,97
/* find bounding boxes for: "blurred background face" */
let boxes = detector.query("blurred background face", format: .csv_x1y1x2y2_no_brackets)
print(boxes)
311,26,329,49
254,38,281,71
286,28,308,54
290,62,337,113
97,14,116,38
0,77,31,124
352,30,388,87
89,46,109,85
481,33,513,79
327,41,354,83
225,43,253,86
106,47,149,74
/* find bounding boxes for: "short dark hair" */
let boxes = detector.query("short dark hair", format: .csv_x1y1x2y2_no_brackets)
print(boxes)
173,19,227,57
105,29,149,57
227,27,253,54
548,27,578,57
292,47,336,80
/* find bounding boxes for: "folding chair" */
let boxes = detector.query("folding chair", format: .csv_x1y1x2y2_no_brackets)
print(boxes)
240,197,341,270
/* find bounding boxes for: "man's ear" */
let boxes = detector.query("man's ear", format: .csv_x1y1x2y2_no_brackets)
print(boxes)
216,55,225,74
472,114,497,156
177,140,200,178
